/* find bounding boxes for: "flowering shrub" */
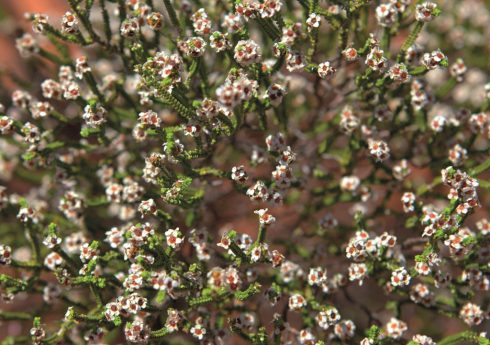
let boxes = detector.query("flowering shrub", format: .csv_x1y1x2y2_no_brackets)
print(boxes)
0,0,490,344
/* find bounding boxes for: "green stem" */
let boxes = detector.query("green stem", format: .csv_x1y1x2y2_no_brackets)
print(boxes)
397,21,424,62
10,260,42,269
54,246,80,274
381,27,391,53
90,284,103,307
100,0,113,43
439,331,489,345
229,241,248,262
163,0,182,36
257,224,267,243
470,158,490,176
1,336,30,345
150,327,171,338
409,66,428,76
68,0,106,47
38,49,69,66
50,110,68,123
256,18,281,41
85,72,105,104
435,77,457,99
0,311,32,321
307,28,319,62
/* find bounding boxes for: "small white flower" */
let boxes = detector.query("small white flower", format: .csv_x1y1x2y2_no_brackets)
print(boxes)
385,317,407,339
190,324,207,340
43,235,61,249
391,267,411,287
0,244,12,265
306,13,321,30
254,208,276,225
317,61,336,79
288,293,307,311
415,2,438,22
165,228,184,249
